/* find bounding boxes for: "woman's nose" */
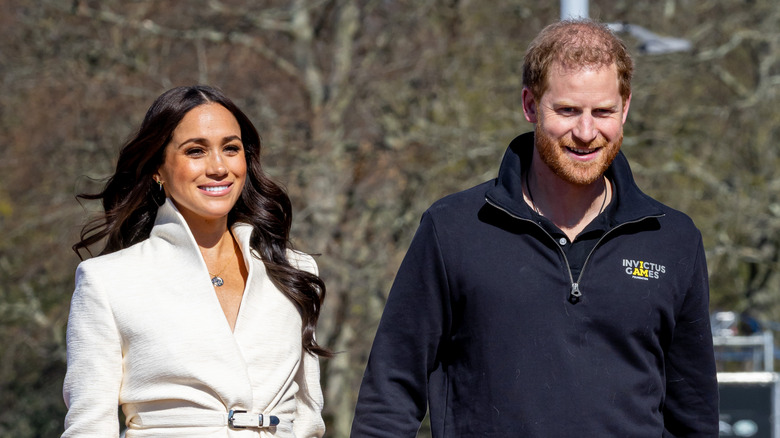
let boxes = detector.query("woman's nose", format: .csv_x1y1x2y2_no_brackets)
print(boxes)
206,152,228,176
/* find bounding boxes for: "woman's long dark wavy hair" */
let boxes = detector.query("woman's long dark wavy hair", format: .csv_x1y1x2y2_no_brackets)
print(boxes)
73,85,331,357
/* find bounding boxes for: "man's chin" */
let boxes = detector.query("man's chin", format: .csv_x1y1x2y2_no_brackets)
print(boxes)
554,169,604,186
553,153,619,186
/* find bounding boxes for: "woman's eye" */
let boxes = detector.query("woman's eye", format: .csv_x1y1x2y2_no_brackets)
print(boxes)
185,147,205,156
225,145,242,154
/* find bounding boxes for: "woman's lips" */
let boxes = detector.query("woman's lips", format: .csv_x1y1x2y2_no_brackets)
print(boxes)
199,183,232,195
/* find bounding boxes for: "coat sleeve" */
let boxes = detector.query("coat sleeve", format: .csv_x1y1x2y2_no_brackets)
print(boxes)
351,212,451,437
292,350,326,438
62,263,123,438
662,233,719,437
290,252,326,438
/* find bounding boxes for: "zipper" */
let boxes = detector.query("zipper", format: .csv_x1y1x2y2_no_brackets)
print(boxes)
485,197,663,304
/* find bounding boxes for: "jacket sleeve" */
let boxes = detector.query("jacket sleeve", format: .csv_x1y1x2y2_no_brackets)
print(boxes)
351,212,451,437
292,254,326,438
662,234,719,437
62,263,123,438
292,351,326,437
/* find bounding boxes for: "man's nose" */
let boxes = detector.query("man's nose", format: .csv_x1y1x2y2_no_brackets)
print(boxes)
572,115,598,144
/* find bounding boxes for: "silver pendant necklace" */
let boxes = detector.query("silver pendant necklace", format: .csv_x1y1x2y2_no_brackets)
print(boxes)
207,232,236,288
209,264,228,287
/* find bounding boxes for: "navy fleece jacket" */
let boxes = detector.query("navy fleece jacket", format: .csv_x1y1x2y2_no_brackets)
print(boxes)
351,132,718,437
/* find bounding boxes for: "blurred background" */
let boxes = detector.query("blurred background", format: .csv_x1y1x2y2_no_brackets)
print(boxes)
1,0,779,436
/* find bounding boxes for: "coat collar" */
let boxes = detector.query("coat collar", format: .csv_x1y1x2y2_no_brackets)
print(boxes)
150,199,255,271
485,132,664,225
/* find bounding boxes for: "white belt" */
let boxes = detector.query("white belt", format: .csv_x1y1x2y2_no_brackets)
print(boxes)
228,410,280,429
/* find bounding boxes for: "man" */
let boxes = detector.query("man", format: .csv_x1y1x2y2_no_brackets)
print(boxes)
351,19,718,437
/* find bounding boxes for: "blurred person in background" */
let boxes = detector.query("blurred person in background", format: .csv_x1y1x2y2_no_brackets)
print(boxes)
63,85,330,438
351,19,718,437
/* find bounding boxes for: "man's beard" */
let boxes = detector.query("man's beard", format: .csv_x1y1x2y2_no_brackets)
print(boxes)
534,124,622,186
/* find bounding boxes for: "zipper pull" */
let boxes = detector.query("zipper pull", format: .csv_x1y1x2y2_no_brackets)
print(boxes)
569,283,582,304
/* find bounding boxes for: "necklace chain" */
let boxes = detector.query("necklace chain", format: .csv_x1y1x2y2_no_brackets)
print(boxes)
206,232,236,288
525,171,608,218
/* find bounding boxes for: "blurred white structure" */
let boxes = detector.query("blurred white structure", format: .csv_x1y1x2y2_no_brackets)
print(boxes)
607,22,692,55
711,311,775,372
560,0,588,20
560,0,692,55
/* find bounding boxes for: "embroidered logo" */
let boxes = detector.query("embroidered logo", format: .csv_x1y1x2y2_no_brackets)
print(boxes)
623,259,666,281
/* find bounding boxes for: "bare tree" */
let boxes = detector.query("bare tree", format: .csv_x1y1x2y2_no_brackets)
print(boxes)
1,0,780,436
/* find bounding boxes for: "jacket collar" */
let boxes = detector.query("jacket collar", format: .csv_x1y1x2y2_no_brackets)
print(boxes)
150,199,255,268
485,132,664,225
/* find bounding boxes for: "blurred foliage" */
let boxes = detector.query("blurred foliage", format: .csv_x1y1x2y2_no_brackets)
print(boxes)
1,0,779,436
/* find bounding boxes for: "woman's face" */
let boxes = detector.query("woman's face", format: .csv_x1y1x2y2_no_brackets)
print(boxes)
155,103,247,226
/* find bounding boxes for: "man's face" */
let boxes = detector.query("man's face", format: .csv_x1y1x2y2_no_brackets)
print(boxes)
522,62,630,186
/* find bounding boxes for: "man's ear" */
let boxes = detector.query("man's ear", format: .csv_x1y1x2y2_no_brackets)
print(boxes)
621,92,632,124
522,87,538,124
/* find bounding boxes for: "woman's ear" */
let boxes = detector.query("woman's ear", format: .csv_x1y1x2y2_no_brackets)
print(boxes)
522,87,538,124
152,173,165,191
150,173,167,205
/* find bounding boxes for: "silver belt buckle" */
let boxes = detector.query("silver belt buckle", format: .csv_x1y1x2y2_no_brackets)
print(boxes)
228,410,280,428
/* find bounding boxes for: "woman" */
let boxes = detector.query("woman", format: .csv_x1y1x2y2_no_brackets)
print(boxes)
63,85,330,438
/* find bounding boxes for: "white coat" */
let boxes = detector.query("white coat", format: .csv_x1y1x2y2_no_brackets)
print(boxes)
62,200,325,438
